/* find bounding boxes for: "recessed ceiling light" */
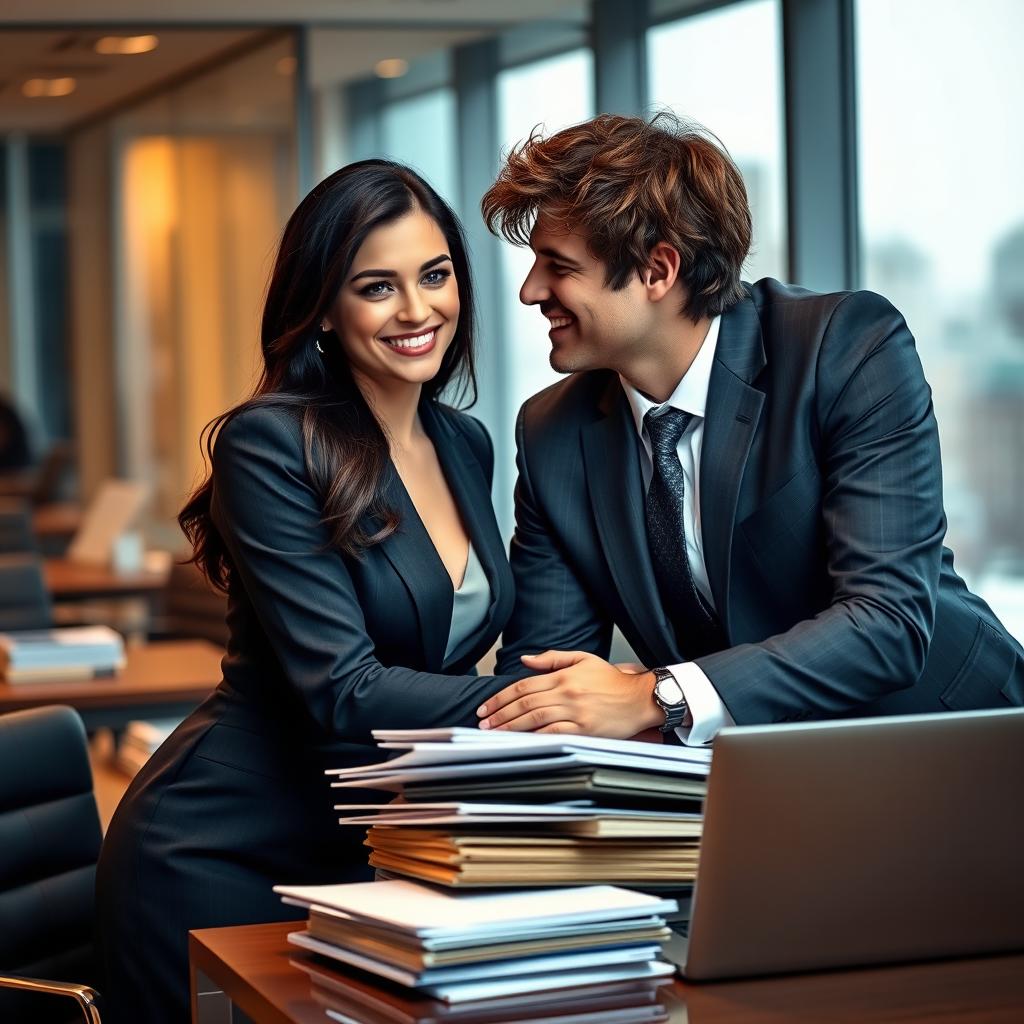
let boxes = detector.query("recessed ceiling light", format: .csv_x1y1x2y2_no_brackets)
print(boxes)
95,34,159,55
375,58,409,80
22,77,77,98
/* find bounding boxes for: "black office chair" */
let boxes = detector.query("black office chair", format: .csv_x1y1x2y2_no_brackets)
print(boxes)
0,706,103,1023
0,499,36,555
0,554,53,632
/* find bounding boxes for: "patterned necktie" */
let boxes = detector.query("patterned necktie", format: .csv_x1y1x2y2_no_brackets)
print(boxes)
643,407,725,658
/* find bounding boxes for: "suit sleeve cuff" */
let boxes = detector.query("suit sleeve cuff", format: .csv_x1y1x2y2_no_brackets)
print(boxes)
667,662,734,746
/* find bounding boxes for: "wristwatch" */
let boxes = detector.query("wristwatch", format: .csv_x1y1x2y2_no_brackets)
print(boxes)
652,667,688,734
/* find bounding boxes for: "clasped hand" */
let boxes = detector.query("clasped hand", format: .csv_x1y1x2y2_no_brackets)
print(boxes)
476,651,661,738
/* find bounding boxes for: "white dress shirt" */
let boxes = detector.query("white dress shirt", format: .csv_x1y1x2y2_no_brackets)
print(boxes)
619,315,735,746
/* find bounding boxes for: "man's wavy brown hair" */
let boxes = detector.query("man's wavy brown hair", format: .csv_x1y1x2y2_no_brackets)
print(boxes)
482,111,752,322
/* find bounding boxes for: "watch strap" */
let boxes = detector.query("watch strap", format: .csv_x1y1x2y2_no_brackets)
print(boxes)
652,666,688,733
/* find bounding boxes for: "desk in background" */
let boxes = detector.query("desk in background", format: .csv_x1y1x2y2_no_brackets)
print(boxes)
32,502,82,555
0,639,222,730
43,556,170,602
189,921,1024,1024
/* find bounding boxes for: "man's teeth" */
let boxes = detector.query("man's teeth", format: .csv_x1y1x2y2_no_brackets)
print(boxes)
383,329,435,349
548,317,573,328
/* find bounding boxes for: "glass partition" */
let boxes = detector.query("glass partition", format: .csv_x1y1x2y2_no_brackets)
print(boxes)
112,35,297,544
495,48,595,515
856,0,1024,636
647,0,787,284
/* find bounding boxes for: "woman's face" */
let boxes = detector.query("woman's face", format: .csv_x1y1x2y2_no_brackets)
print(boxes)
327,206,460,393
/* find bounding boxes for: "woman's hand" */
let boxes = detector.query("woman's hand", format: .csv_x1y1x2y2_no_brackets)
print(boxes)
477,651,662,738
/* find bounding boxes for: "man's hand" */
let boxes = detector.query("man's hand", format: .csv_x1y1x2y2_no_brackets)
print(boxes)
476,651,662,738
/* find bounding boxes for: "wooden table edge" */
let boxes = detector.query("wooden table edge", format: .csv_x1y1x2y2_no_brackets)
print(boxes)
190,925,301,1024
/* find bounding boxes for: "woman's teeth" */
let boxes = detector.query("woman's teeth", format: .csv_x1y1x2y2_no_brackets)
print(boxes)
382,329,435,350
549,317,573,328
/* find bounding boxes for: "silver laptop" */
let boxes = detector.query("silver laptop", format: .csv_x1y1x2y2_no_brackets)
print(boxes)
664,708,1024,980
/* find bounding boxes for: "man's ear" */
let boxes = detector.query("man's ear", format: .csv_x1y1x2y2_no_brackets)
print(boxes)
642,242,681,302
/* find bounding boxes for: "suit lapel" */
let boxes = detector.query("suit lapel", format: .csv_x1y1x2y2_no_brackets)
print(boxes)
699,296,766,638
582,378,678,666
376,462,452,672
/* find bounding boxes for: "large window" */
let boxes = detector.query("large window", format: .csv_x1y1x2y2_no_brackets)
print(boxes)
647,0,787,284
380,88,458,208
857,0,1024,635
495,49,595,514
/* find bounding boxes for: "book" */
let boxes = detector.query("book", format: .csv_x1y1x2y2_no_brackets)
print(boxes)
365,850,698,888
272,880,678,939
0,664,120,685
0,625,125,683
401,768,706,805
277,878,677,1005
335,804,702,838
116,717,182,775
306,908,672,971
297,953,671,1024
328,735,711,785
288,930,674,1000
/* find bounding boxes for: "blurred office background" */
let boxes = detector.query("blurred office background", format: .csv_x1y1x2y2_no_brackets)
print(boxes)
1,0,1022,639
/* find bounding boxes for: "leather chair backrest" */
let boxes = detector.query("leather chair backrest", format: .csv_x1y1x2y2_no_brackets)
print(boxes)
0,706,103,1021
0,554,54,631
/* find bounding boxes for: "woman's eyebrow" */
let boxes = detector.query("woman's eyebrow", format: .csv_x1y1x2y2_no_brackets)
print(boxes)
350,253,452,283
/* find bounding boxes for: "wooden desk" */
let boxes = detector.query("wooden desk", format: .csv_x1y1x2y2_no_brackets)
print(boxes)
0,470,35,499
189,921,1024,1024
32,502,83,539
43,557,170,601
0,639,223,730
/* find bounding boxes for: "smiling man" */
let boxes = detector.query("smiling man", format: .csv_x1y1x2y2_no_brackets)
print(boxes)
477,112,1024,744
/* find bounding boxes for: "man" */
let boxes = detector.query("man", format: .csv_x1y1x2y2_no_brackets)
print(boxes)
475,112,1024,744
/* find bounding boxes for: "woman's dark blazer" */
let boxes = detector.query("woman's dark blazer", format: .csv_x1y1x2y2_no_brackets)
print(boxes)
97,399,519,1024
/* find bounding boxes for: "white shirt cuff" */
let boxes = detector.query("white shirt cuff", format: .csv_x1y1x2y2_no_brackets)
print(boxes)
667,662,733,746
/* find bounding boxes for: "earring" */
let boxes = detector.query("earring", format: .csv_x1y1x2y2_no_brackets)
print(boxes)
316,321,329,355
315,338,325,355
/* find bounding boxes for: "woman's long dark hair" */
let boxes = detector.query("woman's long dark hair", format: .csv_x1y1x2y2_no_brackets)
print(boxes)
179,160,478,591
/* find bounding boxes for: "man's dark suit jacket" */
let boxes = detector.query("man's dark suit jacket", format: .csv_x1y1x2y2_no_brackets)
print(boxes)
496,279,1024,722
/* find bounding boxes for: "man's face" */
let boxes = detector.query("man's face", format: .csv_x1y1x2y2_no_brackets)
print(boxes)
519,216,653,375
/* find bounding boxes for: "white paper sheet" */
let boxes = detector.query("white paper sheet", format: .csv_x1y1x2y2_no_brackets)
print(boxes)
296,902,668,949
421,962,675,1005
323,1004,666,1024
273,880,677,938
328,750,709,789
288,929,660,986
326,735,711,779
370,728,713,766
333,802,702,822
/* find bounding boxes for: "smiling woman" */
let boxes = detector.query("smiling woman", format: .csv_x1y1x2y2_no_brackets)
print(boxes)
327,216,460,381
94,161,560,1024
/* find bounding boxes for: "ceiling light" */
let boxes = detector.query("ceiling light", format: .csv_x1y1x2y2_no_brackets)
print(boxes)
375,58,409,80
95,35,159,55
22,78,77,98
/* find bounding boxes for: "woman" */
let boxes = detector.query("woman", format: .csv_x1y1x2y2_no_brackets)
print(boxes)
97,161,543,1023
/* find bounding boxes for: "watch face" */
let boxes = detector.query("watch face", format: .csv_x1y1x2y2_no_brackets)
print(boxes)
655,674,685,706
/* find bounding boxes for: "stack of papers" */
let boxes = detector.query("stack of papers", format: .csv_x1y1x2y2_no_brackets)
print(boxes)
328,728,709,887
116,717,182,776
276,879,678,1005
0,625,125,684
295,955,671,1024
